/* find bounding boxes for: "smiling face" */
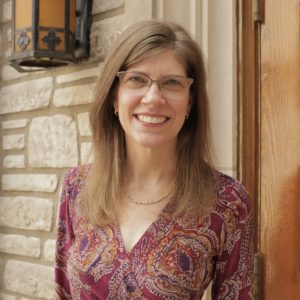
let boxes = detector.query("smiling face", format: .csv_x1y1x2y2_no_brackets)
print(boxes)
114,49,192,150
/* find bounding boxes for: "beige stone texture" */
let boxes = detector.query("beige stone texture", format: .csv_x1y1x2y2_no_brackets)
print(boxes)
0,234,40,257
2,65,28,81
0,77,53,115
4,260,54,299
2,134,25,150
56,66,100,84
2,118,28,129
3,154,25,168
28,115,78,168
5,47,11,58
44,239,56,262
53,83,96,107
0,196,53,231
2,1,12,22
90,16,126,59
93,0,124,14
81,142,93,164
1,294,16,300
78,112,92,136
1,174,58,192
6,28,11,43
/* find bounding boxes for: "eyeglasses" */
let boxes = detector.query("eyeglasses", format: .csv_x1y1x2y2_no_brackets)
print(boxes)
116,71,194,98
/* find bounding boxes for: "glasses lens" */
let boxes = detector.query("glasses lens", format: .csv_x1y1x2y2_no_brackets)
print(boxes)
117,71,193,97
118,72,149,91
160,76,190,92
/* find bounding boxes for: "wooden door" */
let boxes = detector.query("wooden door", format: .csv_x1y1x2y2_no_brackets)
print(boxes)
238,0,300,299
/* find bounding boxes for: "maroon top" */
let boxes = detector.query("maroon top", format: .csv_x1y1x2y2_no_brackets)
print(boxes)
55,165,254,299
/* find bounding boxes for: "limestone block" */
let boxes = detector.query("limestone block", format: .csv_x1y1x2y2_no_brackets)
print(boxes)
5,48,11,58
56,66,100,84
53,83,96,107
81,142,93,164
93,0,124,14
0,77,52,115
90,16,126,59
2,118,28,129
78,112,92,136
3,154,25,168
44,239,56,262
1,174,58,192
2,65,27,81
1,294,16,300
6,28,12,43
28,115,78,168
0,26,2,40
3,1,12,22
0,196,53,231
4,260,54,299
2,134,25,150
0,233,40,257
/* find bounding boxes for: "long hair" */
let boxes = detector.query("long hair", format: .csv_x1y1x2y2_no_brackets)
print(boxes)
80,20,216,225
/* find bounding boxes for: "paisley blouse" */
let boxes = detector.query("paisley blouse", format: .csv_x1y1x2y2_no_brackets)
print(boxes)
55,165,254,299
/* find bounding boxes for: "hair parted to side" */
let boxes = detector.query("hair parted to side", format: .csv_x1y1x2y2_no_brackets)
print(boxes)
80,20,216,226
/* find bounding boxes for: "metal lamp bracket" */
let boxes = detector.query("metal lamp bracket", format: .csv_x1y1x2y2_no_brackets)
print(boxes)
75,0,93,59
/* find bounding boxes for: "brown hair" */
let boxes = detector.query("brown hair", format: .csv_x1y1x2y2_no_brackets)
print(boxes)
80,20,216,225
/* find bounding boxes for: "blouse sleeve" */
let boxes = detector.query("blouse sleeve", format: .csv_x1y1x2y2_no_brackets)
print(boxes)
212,178,255,300
54,169,76,300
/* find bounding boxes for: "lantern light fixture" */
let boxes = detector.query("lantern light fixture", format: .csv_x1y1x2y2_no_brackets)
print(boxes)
9,0,93,72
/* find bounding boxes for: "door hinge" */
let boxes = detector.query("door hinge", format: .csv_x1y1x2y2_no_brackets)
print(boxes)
253,0,264,22
254,253,263,300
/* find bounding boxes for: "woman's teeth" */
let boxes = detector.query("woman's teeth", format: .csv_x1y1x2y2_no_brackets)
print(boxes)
137,115,167,124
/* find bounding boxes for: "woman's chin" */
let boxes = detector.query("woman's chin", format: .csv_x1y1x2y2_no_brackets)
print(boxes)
126,134,176,150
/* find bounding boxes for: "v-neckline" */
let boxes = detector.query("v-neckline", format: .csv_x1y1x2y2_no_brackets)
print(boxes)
115,202,172,256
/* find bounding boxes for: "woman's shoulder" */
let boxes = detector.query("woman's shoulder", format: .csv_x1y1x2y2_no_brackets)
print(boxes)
61,164,91,199
214,172,253,218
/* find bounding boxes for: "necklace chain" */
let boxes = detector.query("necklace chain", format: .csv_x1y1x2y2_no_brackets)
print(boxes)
129,189,174,205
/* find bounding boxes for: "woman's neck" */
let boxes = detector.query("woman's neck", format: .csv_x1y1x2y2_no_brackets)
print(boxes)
125,142,176,189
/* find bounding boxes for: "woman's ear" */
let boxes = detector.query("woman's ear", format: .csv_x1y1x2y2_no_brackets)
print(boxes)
188,95,193,111
113,96,119,115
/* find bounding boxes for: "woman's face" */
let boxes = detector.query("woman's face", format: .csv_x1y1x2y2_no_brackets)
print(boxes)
114,49,192,150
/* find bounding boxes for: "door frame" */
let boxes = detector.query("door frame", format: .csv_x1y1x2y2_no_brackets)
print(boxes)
236,0,262,248
236,0,263,297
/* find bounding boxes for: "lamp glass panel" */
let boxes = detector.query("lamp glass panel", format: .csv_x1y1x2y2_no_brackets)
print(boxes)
15,0,32,29
39,0,65,27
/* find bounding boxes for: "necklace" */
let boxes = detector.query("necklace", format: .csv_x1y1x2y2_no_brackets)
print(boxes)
129,189,174,205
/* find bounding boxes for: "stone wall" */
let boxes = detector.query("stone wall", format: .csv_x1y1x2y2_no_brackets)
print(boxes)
0,1,128,299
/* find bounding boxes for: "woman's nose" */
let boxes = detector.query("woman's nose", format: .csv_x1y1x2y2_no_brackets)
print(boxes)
141,82,166,104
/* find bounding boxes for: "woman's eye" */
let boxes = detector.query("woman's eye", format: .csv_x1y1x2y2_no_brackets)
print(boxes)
164,78,182,86
127,75,146,83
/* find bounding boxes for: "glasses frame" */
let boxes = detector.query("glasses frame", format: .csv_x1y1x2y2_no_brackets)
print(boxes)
116,71,194,96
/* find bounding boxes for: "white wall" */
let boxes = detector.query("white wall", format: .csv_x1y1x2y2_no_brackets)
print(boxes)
153,0,237,177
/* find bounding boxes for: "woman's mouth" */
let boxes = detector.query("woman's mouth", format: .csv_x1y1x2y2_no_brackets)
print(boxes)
136,114,168,124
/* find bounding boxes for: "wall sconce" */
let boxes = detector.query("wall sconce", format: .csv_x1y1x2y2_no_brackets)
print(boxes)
9,0,93,72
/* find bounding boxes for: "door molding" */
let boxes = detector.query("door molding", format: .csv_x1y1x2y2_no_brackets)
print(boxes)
236,0,261,245
237,1,263,298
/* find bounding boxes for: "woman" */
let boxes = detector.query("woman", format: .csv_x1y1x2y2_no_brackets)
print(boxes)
55,20,254,299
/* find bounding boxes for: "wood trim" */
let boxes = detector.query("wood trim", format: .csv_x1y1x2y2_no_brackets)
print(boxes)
236,0,260,250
